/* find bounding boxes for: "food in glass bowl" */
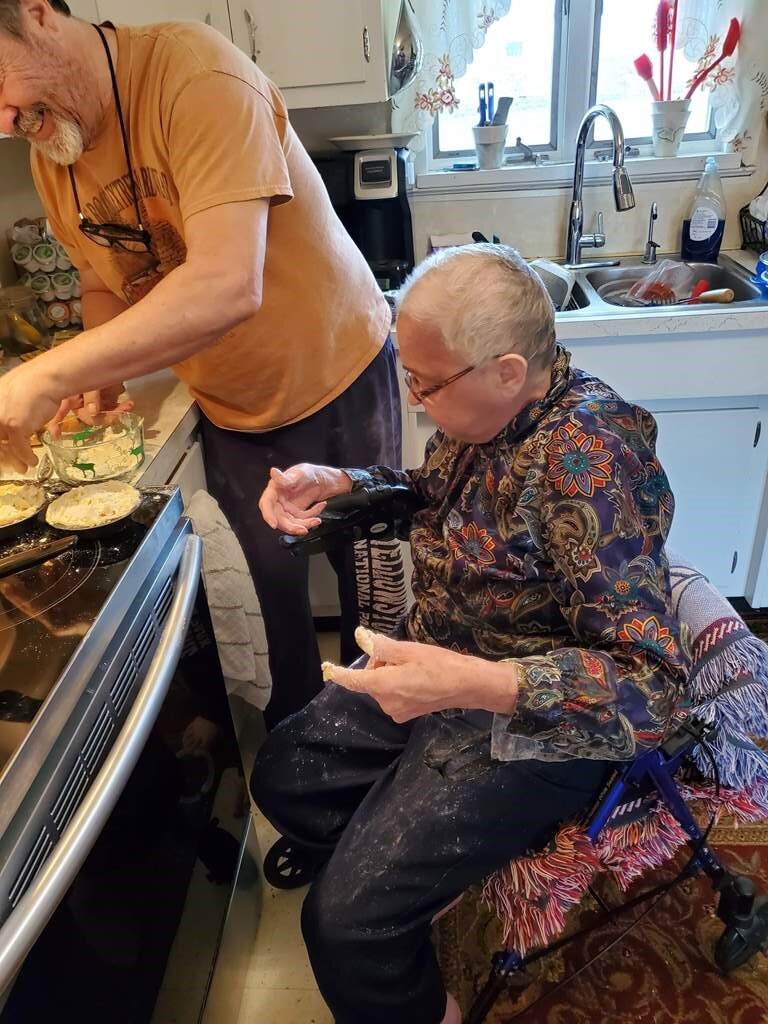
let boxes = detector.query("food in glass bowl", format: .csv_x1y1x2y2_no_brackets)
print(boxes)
41,412,145,485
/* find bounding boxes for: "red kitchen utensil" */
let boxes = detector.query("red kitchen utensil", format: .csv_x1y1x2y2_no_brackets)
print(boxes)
634,54,660,100
689,279,710,303
655,1,670,101
667,0,679,100
685,18,740,99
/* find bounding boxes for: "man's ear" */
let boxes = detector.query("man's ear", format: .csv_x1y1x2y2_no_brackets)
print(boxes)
20,1,55,31
496,353,528,393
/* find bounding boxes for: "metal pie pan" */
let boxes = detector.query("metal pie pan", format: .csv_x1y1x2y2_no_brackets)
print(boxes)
0,482,47,541
44,484,142,538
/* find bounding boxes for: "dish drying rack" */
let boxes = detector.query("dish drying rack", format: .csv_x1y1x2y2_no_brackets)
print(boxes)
739,178,768,254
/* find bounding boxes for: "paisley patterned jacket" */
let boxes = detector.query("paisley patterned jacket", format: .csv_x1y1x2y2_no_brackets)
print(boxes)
348,348,690,762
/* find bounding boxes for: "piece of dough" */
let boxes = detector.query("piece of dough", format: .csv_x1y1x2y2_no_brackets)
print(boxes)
355,625,376,657
46,480,140,530
0,481,46,528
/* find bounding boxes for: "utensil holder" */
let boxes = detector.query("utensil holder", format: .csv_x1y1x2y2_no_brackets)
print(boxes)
472,124,508,170
651,99,691,157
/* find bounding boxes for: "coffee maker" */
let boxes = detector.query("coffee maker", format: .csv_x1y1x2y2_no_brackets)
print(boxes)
313,147,415,291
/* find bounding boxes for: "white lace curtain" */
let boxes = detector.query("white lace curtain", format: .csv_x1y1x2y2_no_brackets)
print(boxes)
674,0,768,165
391,0,511,150
391,0,767,164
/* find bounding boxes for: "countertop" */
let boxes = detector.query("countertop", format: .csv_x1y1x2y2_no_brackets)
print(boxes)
125,370,198,486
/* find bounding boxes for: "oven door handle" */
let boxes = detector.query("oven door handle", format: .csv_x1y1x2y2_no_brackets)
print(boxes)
0,534,203,993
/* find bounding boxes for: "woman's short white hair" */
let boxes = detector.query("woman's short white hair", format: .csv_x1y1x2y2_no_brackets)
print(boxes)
396,243,556,368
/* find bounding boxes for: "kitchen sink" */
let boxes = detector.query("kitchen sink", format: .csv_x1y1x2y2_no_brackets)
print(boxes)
585,255,763,307
550,252,766,317
566,282,592,310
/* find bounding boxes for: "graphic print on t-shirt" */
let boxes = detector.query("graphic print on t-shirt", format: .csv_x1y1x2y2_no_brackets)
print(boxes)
83,165,187,304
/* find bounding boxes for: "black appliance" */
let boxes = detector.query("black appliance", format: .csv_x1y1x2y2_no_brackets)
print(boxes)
0,489,262,1023
314,148,414,290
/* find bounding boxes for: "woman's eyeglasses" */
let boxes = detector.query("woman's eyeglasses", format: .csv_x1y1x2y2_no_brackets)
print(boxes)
67,23,152,255
402,364,476,403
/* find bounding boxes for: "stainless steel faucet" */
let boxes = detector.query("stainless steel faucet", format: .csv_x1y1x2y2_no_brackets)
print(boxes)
564,104,636,270
642,202,659,264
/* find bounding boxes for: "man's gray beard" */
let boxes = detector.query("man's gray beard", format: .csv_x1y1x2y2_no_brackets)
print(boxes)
15,109,84,166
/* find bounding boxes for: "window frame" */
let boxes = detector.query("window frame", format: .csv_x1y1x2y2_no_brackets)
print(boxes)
431,0,565,162
427,0,723,173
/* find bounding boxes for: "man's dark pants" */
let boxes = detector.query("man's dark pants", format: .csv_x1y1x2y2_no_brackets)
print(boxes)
201,339,401,728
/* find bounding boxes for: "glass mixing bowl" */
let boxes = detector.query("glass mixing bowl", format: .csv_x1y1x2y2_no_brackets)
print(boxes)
41,412,145,485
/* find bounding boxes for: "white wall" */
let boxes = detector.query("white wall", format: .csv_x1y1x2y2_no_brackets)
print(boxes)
0,139,44,285
409,139,768,263
409,175,765,263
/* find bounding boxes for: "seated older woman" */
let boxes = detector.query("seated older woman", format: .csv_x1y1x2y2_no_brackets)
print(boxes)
251,244,689,1024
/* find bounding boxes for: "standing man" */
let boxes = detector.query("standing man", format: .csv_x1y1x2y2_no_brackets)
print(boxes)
0,0,400,725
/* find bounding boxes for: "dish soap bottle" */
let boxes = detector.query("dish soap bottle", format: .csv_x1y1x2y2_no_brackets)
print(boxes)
681,157,725,261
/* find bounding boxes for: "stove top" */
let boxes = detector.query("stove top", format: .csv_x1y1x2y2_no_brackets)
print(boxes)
0,490,174,771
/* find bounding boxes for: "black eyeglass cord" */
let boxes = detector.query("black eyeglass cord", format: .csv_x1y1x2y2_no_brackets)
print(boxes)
67,22,145,231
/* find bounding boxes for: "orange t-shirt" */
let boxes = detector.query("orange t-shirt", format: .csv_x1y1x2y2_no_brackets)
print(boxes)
32,22,390,431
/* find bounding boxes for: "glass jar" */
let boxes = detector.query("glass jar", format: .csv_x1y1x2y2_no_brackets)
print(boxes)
0,286,52,356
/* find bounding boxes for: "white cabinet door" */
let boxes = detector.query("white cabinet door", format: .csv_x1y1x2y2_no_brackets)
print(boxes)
95,1,232,38
231,0,389,107
68,1,99,18
169,439,208,508
401,400,766,599
653,408,765,596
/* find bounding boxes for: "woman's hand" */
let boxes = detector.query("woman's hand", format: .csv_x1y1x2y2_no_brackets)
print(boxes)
259,463,352,535
323,629,520,723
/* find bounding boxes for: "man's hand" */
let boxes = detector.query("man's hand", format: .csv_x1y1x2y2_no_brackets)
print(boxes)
259,463,353,535
47,385,135,437
0,361,61,472
323,629,520,723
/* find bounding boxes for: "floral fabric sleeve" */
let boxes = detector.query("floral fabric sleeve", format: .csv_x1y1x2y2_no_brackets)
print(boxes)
491,410,690,763
344,430,444,499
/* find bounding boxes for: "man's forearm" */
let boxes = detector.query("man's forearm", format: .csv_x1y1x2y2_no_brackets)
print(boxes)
35,259,259,397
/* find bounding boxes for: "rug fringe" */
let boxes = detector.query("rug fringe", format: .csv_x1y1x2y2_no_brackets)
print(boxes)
482,825,599,955
596,806,688,890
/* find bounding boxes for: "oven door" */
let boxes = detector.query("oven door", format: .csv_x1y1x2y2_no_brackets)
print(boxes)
0,530,262,1022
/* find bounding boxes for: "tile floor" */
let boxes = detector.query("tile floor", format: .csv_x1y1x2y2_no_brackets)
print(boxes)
235,632,340,1023
237,810,332,1024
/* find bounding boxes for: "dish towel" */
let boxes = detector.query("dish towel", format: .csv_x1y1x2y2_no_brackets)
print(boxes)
186,490,272,711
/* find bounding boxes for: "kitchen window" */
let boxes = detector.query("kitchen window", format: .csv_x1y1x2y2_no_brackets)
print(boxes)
431,0,719,168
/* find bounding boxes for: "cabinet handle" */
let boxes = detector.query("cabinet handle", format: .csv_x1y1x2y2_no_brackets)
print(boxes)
244,8,259,62
363,25,371,63
754,421,762,448
731,550,738,574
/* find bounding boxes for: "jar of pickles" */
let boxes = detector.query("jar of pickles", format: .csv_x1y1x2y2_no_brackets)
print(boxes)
0,285,51,356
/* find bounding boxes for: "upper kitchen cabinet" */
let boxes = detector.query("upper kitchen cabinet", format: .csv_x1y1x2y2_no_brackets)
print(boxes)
230,0,400,108
94,1,233,39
